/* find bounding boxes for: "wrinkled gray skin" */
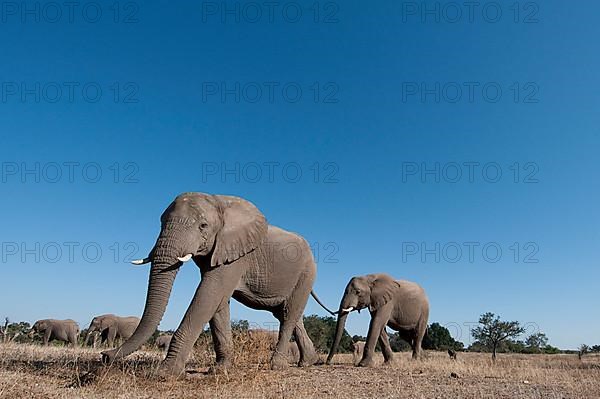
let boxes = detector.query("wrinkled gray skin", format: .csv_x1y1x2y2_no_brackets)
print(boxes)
85,314,140,347
155,334,172,351
31,319,79,346
326,274,429,367
353,341,365,365
102,193,320,376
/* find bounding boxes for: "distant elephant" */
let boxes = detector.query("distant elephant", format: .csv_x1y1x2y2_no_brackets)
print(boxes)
448,348,457,360
326,274,429,367
31,319,79,346
353,341,365,365
85,314,140,347
102,192,334,376
155,334,172,351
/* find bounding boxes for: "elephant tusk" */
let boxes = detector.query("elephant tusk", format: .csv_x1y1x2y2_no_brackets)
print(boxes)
131,257,151,265
341,307,354,313
177,254,193,262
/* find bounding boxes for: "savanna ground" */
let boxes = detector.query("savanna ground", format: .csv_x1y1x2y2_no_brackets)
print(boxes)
1,334,599,399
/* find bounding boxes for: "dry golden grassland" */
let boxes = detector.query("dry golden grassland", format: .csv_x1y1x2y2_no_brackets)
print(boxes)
1,334,598,399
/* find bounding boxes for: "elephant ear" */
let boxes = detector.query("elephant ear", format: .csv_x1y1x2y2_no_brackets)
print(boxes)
369,275,399,312
100,317,116,330
211,195,268,267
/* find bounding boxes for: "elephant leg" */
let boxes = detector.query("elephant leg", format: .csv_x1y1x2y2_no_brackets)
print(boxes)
43,330,51,346
413,325,426,360
378,329,394,364
161,264,246,376
209,299,232,368
69,331,78,347
272,270,314,370
359,306,392,367
107,327,117,347
293,320,318,367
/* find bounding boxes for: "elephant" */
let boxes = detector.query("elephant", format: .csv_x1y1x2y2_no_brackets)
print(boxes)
155,334,172,351
30,319,79,346
84,314,140,347
448,348,457,360
353,341,365,365
101,192,334,376
326,274,429,367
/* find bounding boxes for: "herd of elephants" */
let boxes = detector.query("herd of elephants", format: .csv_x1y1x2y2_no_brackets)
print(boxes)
27,192,430,377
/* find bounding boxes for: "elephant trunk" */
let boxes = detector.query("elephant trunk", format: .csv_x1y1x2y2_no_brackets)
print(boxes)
326,311,349,364
112,237,182,359
84,329,94,346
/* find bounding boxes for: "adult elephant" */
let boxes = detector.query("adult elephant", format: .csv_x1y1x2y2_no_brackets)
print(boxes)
31,319,79,346
102,192,333,376
84,314,140,347
326,274,429,367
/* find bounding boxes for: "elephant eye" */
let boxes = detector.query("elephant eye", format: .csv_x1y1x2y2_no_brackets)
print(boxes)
200,222,208,229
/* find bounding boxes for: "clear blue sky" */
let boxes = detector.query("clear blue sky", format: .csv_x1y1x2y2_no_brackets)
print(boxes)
1,1,598,350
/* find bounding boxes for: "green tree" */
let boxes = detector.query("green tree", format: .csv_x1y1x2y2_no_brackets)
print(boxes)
303,315,353,353
389,332,411,352
591,345,600,353
422,323,464,351
231,319,249,332
525,332,548,354
471,312,525,362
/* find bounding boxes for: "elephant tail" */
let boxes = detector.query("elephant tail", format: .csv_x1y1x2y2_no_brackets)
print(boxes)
310,290,336,316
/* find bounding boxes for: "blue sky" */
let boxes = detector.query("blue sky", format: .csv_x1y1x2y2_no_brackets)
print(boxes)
1,1,598,349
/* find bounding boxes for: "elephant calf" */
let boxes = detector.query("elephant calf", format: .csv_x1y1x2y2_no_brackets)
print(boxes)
31,319,79,346
327,274,429,367
85,314,140,347
155,334,172,351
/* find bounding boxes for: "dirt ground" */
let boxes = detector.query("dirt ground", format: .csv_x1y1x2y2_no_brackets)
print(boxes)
1,343,598,398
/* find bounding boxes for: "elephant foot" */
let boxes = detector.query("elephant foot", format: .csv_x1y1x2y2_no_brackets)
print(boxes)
156,361,186,379
357,358,375,367
271,352,289,370
298,352,319,367
100,349,121,364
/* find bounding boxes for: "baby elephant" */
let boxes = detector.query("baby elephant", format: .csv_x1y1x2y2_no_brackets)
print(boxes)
327,274,429,367
155,334,172,351
353,341,365,365
448,348,457,360
31,319,79,346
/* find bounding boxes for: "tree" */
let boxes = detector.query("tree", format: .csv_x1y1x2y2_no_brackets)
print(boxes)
389,332,411,352
422,323,464,351
525,332,548,354
471,312,525,362
591,345,600,353
303,315,353,353
578,344,590,360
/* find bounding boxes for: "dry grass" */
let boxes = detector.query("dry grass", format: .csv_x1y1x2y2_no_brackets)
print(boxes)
1,340,599,398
